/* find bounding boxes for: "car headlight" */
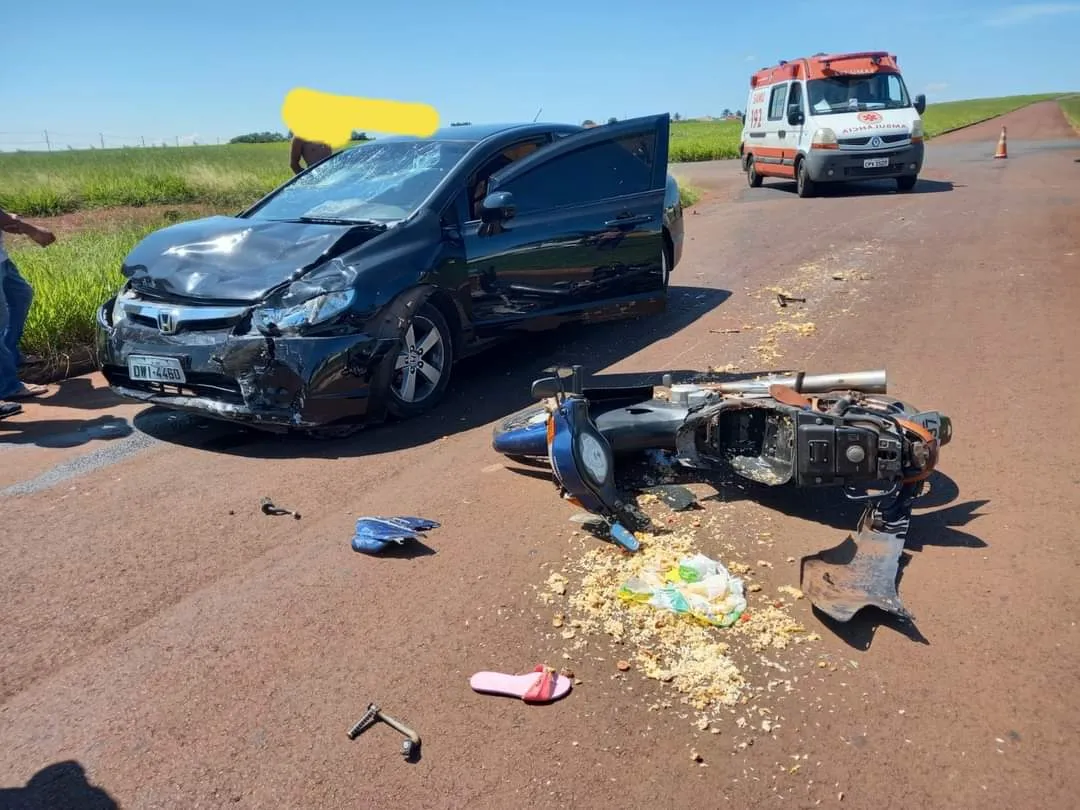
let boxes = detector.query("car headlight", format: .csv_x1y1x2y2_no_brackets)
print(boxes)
911,119,924,140
111,289,135,326
577,432,611,485
252,289,356,336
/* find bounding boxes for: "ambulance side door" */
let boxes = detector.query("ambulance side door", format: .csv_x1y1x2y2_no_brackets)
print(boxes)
764,80,793,178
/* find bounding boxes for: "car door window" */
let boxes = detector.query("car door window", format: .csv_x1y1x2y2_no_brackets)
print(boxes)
468,138,548,220
768,83,789,120
495,132,656,216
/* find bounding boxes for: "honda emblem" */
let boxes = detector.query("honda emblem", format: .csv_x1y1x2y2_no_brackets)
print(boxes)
157,309,179,334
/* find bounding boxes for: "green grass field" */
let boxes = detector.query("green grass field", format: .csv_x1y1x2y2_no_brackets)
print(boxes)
1059,95,1080,131
1,93,1072,370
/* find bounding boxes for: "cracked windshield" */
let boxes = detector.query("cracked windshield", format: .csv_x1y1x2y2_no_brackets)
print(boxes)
249,140,471,222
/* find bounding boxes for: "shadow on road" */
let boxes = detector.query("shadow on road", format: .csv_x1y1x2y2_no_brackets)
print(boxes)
765,178,956,197
0,760,117,810
31,377,126,412
132,285,733,459
0,415,133,449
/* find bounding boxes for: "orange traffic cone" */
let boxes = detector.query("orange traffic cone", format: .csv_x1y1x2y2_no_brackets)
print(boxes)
994,126,1008,159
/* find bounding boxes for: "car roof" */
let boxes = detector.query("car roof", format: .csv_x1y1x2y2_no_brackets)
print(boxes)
364,121,583,146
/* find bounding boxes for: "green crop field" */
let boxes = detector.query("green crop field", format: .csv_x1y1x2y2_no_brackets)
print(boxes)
0,92,1071,373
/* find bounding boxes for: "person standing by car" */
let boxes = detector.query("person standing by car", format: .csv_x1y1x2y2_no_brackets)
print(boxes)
1,206,55,411
289,135,333,174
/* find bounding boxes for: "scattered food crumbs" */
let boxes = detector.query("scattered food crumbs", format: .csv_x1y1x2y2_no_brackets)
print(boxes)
690,749,703,763
757,560,773,569
778,585,804,600
547,573,568,596
533,502,818,738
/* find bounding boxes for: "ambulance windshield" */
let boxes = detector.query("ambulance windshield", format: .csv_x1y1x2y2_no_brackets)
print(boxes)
807,72,911,115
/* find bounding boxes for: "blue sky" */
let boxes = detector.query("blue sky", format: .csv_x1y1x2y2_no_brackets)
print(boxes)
2,0,1077,150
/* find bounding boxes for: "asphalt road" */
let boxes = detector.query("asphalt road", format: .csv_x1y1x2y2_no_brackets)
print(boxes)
2,101,1078,810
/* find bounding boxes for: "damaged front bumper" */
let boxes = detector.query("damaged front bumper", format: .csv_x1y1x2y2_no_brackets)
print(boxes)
95,297,400,431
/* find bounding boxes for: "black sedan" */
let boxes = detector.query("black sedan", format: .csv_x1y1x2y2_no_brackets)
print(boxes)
95,114,684,436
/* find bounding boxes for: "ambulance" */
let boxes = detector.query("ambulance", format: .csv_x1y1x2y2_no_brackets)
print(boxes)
738,51,927,197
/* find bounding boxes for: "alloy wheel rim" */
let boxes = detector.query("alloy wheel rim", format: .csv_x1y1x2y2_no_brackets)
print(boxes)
392,316,445,403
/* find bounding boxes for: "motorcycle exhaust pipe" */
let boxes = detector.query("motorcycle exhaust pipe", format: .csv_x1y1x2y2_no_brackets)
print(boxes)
714,369,887,395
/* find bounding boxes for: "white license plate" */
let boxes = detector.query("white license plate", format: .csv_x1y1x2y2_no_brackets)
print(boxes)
863,157,890,168
128,355,186,384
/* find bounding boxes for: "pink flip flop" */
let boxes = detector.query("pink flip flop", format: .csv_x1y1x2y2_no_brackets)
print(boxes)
470,665,573,704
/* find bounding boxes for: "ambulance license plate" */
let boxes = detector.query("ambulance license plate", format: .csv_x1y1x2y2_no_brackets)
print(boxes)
128,355,186,384
863,157,890,169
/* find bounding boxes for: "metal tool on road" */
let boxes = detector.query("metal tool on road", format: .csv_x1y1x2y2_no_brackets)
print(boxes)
348,703,421,759
260,497,301,519
776,293,807,307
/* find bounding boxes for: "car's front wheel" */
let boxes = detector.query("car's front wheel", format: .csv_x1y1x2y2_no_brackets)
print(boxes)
386,303,454,419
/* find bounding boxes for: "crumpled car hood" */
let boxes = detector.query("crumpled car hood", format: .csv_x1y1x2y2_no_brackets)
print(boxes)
120,215,382,303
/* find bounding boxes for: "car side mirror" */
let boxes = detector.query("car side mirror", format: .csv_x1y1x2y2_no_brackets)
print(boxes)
914,94,926,115
480,191,516,224
787,107,805,126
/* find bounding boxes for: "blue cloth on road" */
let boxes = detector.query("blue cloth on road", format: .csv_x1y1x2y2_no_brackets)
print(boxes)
0,258,35,398
351,516,441,554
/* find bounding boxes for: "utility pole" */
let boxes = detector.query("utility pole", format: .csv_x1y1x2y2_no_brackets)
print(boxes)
100,132,105,149
43,130,51,151
175,135,180,147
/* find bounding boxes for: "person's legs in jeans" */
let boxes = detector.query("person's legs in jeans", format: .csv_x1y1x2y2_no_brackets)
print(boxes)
0,258,35,397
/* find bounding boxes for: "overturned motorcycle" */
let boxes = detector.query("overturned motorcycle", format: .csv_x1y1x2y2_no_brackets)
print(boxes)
492,367,952,624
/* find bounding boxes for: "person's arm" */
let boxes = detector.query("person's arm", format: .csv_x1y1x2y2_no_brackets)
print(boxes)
0,207,55,246
290,138,304,174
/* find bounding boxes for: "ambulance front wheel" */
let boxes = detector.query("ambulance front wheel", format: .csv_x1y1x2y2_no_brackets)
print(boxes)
746,156,762,188
796,158,816,198
896,175,918,192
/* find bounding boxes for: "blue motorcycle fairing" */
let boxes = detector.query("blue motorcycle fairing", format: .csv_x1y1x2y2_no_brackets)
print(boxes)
548,397,640,552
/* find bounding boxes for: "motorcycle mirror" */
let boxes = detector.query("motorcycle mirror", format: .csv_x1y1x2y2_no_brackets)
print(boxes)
531,377,562,399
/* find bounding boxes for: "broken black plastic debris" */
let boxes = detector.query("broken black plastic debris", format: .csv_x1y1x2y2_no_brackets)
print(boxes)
351,516,440,554
641,484,699,512
260,497,301,519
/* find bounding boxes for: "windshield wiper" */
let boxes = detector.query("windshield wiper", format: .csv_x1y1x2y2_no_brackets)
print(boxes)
293,216,386,228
